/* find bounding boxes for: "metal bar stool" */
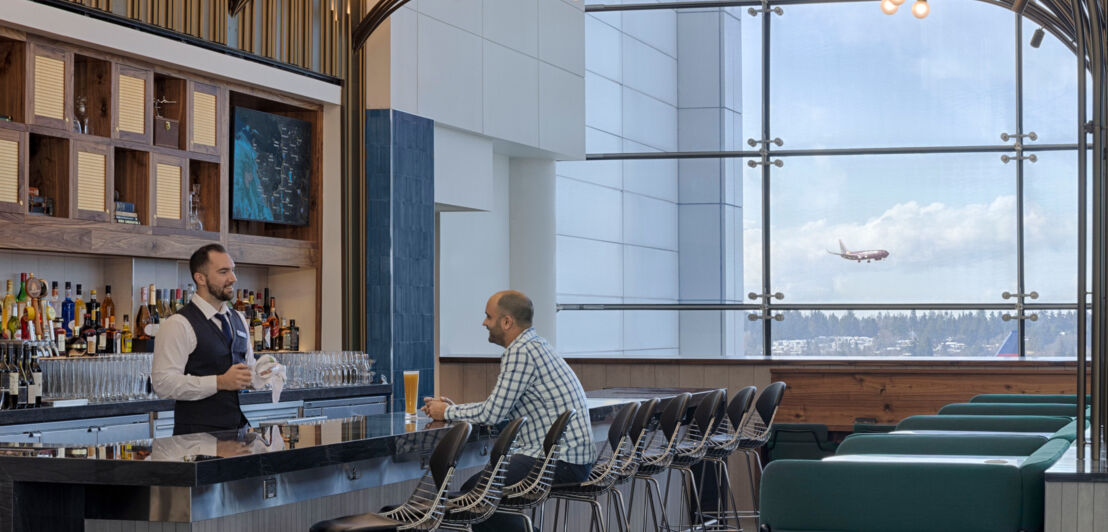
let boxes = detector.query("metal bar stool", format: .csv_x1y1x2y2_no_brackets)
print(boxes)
440,417,527,531
698,386,756,531
549,401,639,532
662,389,725,532
626,393,691,532
496,409,576,532
607,398,659,532
310,421,472,532
730,382,786,525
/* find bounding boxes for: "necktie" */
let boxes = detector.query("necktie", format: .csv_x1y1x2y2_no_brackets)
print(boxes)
217,312,234,346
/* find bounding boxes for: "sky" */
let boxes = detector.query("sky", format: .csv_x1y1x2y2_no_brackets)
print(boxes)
738,0,1084,306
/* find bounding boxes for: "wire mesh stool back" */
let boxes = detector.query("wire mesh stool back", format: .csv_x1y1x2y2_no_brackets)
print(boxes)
662,389,725,532
698,386,757,531
497,409,576,532
627,393,691,532
440,416,527,531
549,401,640,532
309,421,472,532
731,381,787,527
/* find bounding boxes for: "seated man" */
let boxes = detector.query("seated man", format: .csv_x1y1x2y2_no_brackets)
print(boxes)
423,290,595,532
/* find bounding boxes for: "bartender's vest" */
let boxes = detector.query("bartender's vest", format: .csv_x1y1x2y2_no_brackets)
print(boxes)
174,302,250,430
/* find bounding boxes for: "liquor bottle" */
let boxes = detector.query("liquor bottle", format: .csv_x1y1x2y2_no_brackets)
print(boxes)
251,300,265,352
29,347,42,407
6,347,19,409
23,273,38,323
174,288,184,313
74,284,86,332
102,285,115,325
5,303,18,340
146,284,160,336
15,273,28,321
96,315,107,354
267,297,280,348
262,288,271,316
19,306,34,341
105,315,118,354
61,282,75,338
120,314,132,353
52,318,66,353
88,289,102,351
80,310,98,356
43,281,59,331
234,290,246,313
16,346,27,408
1,280,13,338
279,318,290,351
288,319,300,351
135,286,152,340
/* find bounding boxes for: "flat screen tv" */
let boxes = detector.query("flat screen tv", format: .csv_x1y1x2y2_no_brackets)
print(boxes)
231,106,312,226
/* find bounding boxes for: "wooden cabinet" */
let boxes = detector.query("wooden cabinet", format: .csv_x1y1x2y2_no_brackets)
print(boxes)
27,43,70,131
0,127,24,214
113,64,152,144
71,139,111,222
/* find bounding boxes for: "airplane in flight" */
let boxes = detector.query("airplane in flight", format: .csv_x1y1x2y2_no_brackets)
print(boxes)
828,240,889,263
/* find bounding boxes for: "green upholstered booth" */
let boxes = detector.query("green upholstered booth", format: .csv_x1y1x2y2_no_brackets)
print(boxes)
970,394,1089,404
895,414,1073,433
937,402,1081,417
766,423,839,461
759,438,1071,532
836,433,1048,457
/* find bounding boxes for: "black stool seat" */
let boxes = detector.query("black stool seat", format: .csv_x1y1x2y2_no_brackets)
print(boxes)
309,513,403,532
550,479,615,495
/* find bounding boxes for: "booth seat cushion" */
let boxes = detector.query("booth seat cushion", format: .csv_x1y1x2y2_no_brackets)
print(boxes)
836,433,1047,457
759,460,1022,532
1018,438,1071,531
970,394,1089,404
1049,420,1079,442
896,415,1073,433
938,403,1080,417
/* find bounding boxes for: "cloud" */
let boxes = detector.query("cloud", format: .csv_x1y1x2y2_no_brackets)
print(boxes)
745,195,1074,301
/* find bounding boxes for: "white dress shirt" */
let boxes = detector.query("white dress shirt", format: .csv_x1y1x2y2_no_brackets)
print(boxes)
152,294,255,401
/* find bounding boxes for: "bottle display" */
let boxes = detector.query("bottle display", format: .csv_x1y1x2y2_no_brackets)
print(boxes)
61,282,74,338
102,285,115,324
0,281,13,338
120,314,132,353
135,286,151,340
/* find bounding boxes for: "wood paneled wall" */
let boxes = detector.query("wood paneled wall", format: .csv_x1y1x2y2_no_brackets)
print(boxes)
439,358,1085,432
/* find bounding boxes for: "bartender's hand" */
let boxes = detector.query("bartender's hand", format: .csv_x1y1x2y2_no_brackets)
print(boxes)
422,396,449,421
217,363,253,391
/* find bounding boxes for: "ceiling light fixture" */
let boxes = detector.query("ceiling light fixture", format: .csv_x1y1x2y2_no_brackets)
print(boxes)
881,0,928,19
1030,27,1046,48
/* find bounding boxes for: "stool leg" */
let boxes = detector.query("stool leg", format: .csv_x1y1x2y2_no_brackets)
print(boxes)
744,451,758,515
553,498,562,532
646,475,669,531
684,467,705,531
720,458,742,531
612,487,629,532
626,479,638,530
591,498,606,532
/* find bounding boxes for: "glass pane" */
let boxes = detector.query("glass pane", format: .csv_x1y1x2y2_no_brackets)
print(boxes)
741,9,763,144
556,310,762,357
1022,18,1087,145
1024,150,1081,303
770,1,1015,149
773,310,1014,357
770,153,1016,303
1024,309,1085,358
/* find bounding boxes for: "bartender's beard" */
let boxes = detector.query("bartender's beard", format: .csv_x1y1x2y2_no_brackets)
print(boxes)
206,281,234,302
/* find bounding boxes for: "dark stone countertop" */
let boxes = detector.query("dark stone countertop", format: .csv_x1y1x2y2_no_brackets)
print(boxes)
0,384,392,426
0,387,719,488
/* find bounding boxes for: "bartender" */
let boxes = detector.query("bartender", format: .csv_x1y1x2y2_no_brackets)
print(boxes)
152,243,258,435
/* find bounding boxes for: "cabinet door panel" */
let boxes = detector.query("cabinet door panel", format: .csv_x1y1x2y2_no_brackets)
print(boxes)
151,153,186,228
114,64,152,144
27,43,70,132
71,140,111,222
188,81,219,155
0,127,25,214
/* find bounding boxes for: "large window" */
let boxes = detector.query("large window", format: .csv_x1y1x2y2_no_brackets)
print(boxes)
557,0,1085,358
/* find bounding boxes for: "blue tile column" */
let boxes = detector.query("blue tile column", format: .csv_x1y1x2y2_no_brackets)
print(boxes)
365,109,435,412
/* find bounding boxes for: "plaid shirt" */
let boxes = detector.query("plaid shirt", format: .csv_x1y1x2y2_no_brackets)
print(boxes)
445,328,596,465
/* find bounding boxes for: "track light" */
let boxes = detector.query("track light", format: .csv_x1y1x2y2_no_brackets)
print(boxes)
1030,27,1045,48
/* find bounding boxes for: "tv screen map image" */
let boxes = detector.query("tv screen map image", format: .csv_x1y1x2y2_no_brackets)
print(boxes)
231,107,312,226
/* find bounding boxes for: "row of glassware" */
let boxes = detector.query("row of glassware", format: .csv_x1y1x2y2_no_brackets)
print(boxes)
37,351,376,403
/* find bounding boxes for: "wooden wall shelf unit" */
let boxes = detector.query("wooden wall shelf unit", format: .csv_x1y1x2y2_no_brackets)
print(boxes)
0,31,323,270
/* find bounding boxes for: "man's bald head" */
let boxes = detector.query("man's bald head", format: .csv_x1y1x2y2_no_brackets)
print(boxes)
493,290,533,329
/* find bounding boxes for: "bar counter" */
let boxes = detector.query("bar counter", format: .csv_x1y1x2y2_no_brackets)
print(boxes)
0,387,715,531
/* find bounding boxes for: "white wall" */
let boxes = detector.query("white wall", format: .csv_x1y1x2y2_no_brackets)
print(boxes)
437,155,510,357
386,0,585,160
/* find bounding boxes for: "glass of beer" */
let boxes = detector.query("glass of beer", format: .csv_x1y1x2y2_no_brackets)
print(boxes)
403,370,420,419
